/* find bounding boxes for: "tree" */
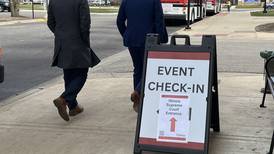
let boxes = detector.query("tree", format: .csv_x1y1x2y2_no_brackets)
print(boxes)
10,0,20,17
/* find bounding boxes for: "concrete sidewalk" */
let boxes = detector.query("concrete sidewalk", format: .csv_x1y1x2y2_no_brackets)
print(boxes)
0,50,272,154
175,10,274,40
0,9,274,154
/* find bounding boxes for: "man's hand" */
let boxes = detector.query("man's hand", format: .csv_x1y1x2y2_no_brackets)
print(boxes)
0,48,3,58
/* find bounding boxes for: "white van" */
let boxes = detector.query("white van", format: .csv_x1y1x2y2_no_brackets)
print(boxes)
90,0,110,6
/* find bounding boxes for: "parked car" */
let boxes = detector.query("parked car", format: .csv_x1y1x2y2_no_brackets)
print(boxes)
89,0,110,6
266,1,274,9
0,0,10,12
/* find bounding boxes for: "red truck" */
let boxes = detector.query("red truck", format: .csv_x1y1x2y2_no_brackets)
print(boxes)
161,0,207,22
206,0,221,14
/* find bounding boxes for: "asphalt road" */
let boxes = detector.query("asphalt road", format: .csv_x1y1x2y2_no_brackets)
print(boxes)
0,13,182,101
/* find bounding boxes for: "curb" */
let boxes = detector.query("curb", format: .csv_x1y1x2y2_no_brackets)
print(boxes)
0,18,46,26
20,9,46,12
91,13,117,15
0,14,116,26
0,49,129,108
20,9,117,15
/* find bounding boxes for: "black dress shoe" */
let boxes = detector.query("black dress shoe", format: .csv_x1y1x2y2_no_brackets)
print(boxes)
261,87,271,94
53,97,70,121
69,105,84,116
131,91,140,113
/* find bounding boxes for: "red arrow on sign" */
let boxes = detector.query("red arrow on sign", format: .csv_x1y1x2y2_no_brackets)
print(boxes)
170,117,177,132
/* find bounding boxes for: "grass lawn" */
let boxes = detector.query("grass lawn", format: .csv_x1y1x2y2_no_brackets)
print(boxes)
20,4,45,10
251,10,274,16
236,4,262,8
90,7,118,13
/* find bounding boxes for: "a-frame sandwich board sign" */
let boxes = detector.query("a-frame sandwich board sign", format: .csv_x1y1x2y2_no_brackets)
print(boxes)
134,34,220,154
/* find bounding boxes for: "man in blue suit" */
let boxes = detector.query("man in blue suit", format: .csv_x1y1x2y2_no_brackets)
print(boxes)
117,0,168,112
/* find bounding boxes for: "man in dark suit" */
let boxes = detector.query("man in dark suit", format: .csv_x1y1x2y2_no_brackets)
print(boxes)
47,0,100,121
117,0,168,112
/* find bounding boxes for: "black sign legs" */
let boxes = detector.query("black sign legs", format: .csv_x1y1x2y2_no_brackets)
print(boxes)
211,65,220,132
134,147,142,154
211,87,220,132
202,35,220,132
211,35,220,132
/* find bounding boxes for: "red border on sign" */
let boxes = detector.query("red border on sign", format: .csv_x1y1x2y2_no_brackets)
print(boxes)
148,51,210,60
161,95,188,99
139,137,204,150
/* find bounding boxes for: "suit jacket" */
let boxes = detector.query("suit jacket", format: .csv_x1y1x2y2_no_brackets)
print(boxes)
47,0,100,69
116,0,168,48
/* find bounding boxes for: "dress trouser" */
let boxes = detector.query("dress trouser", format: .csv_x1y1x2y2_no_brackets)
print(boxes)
61,68,89,110
128,46,145,94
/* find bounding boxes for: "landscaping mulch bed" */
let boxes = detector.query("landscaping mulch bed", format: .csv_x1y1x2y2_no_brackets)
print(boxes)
255,23,274,33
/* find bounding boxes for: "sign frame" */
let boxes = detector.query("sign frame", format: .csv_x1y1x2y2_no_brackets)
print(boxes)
133,34,219,154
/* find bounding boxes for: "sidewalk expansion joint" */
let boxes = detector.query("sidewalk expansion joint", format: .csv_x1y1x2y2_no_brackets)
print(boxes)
212,133,271,142
0,122,135,136
220,95,263,99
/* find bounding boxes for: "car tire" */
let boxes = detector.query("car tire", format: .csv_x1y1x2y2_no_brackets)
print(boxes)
0,6,4,12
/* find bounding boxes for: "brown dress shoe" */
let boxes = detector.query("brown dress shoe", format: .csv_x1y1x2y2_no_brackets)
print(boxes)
53,97,69,121
131,91,140,113
69,105,84,116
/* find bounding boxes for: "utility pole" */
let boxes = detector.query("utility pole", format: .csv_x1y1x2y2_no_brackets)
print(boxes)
31,0,34,19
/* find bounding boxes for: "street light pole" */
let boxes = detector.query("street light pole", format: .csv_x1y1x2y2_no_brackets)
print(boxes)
185,0,191,29
200,0,202,19
31,0,34,19
263,0,267,13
